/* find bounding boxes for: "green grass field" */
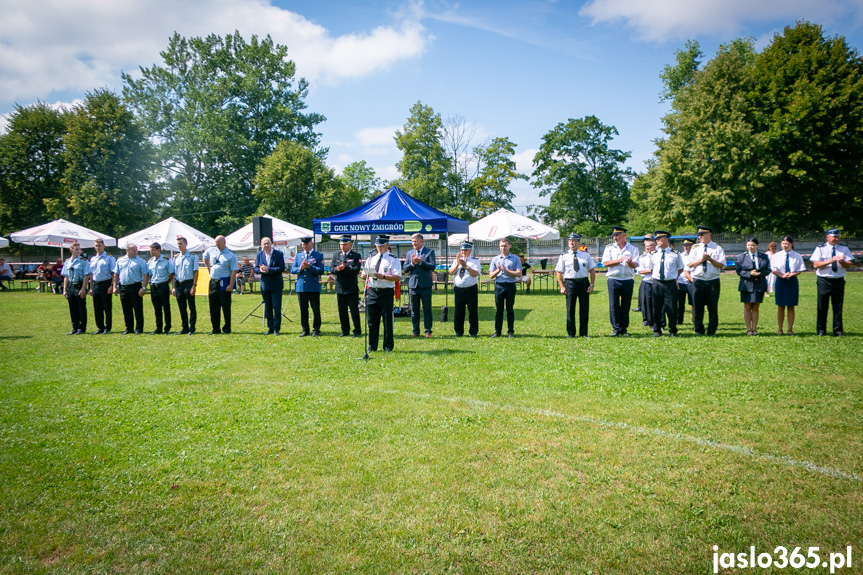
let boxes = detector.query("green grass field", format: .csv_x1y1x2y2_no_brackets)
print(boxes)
1,274,861,574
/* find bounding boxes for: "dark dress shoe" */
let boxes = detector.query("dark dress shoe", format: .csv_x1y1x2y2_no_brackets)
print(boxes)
298,331,309,337
351,333,361,337
122,329,132,335
653,331,662,337
66,330,78,335
264,330,274,335
188,330,195,335
489,332,500,338
311,331,320,337
134,330,143,335
338,333,348,337
507,332,515,338
149,330,162,335
177,329,190,335
102,329,110,334
208,330,221,335
91,330,103,335
222,329,230,334
273,331,279,336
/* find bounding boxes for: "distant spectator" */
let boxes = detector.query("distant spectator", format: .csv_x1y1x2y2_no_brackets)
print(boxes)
517,255,532,294
0,258,13,290
51,259,64,293
237,257,254,294
765,241,778,297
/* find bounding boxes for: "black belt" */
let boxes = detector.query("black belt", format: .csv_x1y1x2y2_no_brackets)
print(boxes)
151,282,168,287
564,277,588,281
371,287,393,292
121,282,142,287
94,279,112,285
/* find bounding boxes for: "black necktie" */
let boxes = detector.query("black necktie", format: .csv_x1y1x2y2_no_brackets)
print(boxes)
659,250,665,280
832,247,838,273
785,254,790,273
702,245,708,271
573,252,580,273
375,254,384,273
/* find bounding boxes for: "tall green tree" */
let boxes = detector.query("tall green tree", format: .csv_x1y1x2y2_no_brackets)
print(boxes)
469,137,525,216
393,101,452,211
532,115,633,234
0,103,67,234
123,31,324,235
752,22,863,231
340,160,382,202
48,90,157,238
253,141,358,229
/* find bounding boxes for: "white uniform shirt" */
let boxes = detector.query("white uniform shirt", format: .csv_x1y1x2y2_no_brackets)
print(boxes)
602,242,640,280
678,250,696,284
363,252,402,288
554,250,595,279
453,256,482,288
810,243,854,278
689,241,726,281
650,247,684,281
637,251,656,284
770,250,807,275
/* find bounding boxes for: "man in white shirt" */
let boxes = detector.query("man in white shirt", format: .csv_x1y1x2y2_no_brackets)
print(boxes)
449,241,482,337
688,225,726,336
636,234,656,328
361,235,402,352
556,232,596,338
601,225,640,336
650,231,684,337
810,227,854,336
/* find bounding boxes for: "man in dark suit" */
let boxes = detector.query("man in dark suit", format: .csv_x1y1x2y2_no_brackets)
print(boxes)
290,236,325,336
255,236,286,335
402,232,436,337
331,235,363,337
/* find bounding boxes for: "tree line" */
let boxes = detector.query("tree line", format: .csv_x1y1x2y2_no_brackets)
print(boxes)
1,21,861,244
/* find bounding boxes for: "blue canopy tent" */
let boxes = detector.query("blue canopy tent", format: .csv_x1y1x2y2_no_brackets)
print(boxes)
314,186,469,311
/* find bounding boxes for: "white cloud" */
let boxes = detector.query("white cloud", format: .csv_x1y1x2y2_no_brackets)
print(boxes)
0,0,430,106
580,0,855,41
355,125,401,148
512,148,538,176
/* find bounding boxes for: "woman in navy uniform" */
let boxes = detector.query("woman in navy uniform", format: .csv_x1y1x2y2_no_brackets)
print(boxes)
770,236,806,335
736,237,771,335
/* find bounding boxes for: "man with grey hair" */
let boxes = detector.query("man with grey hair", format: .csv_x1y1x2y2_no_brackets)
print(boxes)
113,243,149,334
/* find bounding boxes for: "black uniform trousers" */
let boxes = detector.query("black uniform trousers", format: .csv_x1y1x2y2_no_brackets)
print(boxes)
453,284,479,337
337,292,361,335
298,291,321,334
119,282,144,332
261,287,283,333
410,287,433,334
607,278,634,335
494,282,517,335
565,277,590,337
652,279,679,334
639,279,654,326
367,287,394,351
208,279,231,333
676,282,691,324
66,282,86,332
816,276,845,335
150,282,171,332
91,279,112,331
693,278,720,335
175,279,197,333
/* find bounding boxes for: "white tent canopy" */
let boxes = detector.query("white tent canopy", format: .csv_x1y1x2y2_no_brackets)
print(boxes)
225,214,313,251
448,208,560,246
10,219,116,249
118,217,215,252
0,237,9,248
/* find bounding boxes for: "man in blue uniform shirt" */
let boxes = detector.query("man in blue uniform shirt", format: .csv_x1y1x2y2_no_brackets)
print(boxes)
255,236,286,335
88,238,115,334
147,242,174,334
489,238,522,338
61,241,91,335
112,243,149,334
172,236,199,335
810,227,854,336
403,232,436,338
203,235,238,335
290,236,324,337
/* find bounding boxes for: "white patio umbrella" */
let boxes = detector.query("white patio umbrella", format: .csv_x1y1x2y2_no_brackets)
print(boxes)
11,219,116,258
118,217,215,252
0,237,9,248
448,208,560,245
225,214,313,251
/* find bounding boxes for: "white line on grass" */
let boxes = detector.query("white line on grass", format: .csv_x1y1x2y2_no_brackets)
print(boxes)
383,390,863,483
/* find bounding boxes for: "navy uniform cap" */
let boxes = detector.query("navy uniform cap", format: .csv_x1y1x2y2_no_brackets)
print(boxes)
459,241,473,250
825,227,841,236
299,236,313,243
696,225,712,234
682,238,694,245
374,235,390,246
339,235,353,243
654,230,671,239
611,225,627,234
568,232,581,240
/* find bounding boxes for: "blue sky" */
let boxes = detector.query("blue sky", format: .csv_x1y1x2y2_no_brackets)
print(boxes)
3,0,863,213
